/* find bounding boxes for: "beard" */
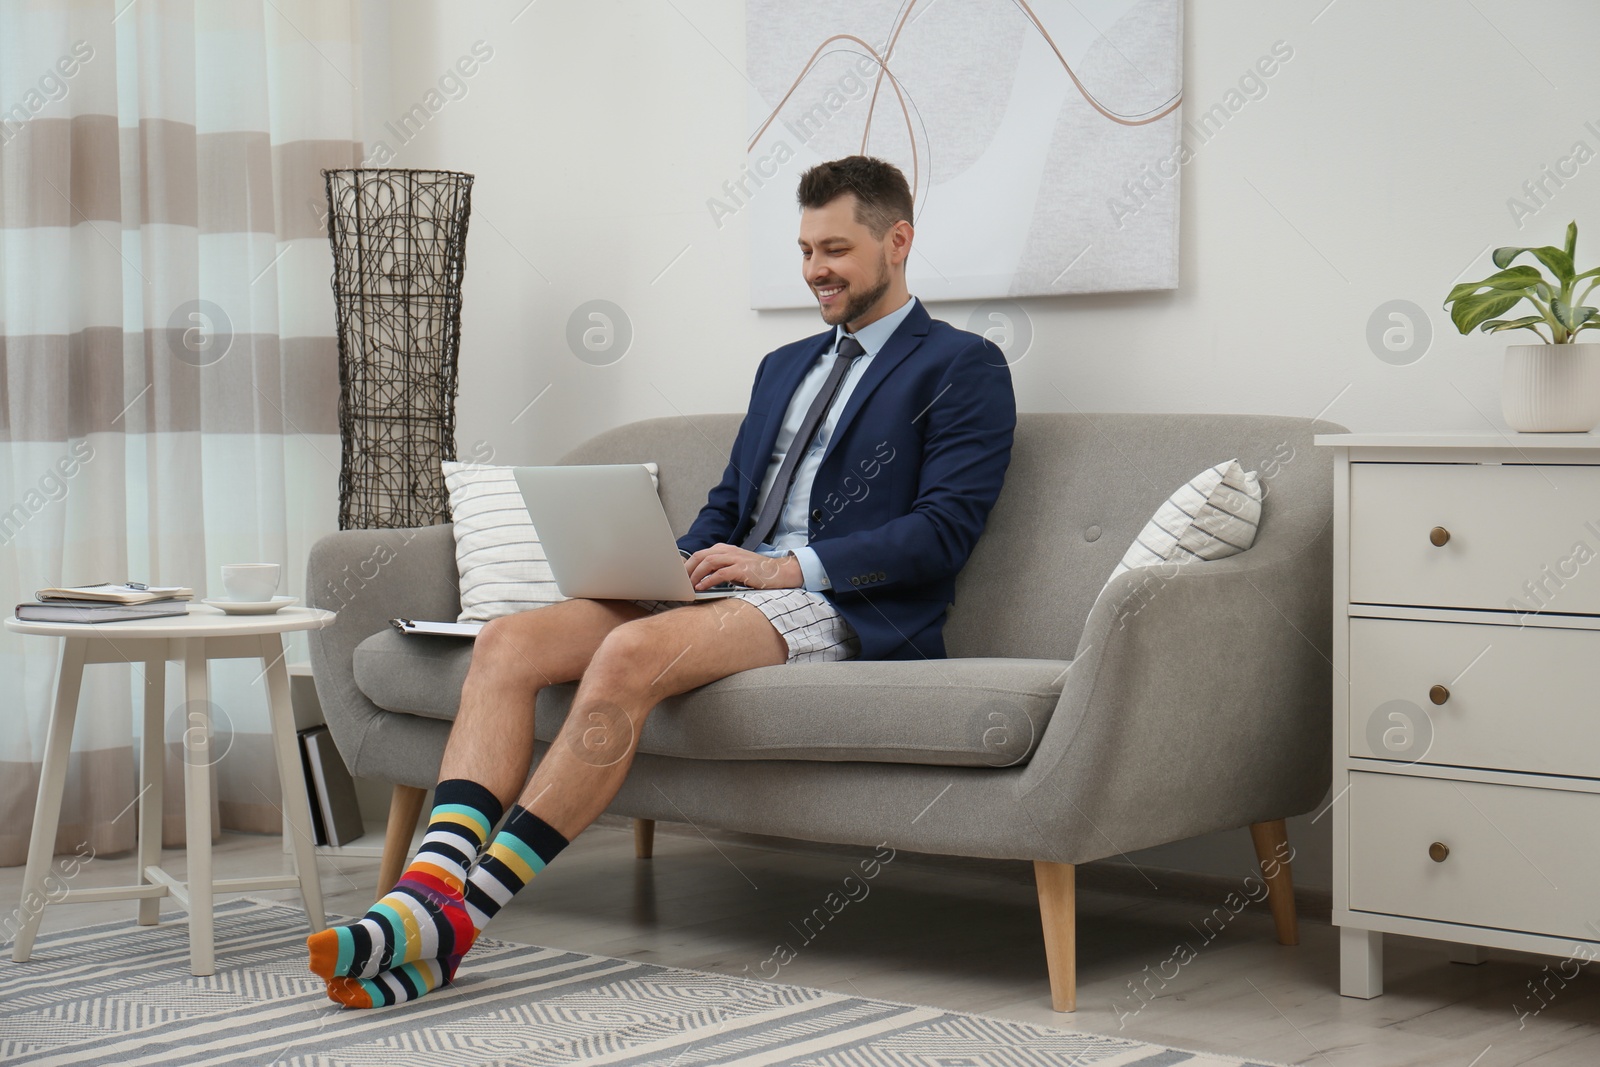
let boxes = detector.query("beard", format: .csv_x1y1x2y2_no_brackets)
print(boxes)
819,255,891,327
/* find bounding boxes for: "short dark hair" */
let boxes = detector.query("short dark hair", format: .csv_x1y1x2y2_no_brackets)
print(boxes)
796,156,913,238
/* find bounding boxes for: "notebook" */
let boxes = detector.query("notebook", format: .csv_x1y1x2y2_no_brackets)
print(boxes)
35,582,194,605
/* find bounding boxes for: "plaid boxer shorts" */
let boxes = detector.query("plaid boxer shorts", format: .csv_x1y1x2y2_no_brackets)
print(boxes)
630,588,860,664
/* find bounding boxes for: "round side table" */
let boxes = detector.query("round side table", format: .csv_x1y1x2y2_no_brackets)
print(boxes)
6,604,336,975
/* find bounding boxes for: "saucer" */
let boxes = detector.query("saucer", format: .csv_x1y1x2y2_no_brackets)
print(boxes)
203,595,299,615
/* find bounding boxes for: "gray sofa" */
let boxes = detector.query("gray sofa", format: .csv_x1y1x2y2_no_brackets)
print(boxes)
306,412,1339,1012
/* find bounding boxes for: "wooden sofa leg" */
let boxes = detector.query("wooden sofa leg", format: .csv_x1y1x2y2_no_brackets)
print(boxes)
1033,860,1076,1011
634,818,655,859
377,785,428,899
1250,818,1299,946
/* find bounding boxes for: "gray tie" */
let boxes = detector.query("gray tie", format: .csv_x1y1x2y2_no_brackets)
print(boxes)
741,334,866,551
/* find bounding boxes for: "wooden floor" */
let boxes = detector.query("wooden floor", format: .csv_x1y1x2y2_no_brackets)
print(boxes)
4,819,1598,1066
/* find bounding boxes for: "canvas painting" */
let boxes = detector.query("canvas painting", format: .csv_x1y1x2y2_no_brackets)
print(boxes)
740,0,1184,308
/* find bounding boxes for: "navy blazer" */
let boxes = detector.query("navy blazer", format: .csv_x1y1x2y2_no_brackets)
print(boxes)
679,301,1016,660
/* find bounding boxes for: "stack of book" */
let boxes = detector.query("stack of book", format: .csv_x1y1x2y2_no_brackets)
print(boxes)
16,583,195,624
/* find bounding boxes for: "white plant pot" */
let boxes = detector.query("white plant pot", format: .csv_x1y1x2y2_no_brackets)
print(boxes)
1501,343,1600,432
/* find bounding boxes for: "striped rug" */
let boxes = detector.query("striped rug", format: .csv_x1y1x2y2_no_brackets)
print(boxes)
0,899,1284,1066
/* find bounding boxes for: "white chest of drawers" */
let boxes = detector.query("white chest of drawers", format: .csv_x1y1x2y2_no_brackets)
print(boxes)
1317,432,1600,998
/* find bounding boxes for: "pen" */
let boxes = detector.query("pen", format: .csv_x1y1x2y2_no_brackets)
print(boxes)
126,581,148,590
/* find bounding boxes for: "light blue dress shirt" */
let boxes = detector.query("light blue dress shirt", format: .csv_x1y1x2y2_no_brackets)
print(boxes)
750,296,919,591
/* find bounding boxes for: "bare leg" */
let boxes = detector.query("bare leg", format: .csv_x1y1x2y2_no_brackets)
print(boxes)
314,597,788,1008
438,597,648,805
519,597,787,840
310,596,651,995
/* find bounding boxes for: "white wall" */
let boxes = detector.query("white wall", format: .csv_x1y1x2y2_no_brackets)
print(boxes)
367,0,1600,890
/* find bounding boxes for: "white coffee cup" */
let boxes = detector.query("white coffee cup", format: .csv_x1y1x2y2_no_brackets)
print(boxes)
221,563,281,602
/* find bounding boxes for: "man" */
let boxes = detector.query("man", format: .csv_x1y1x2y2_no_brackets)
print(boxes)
306,155,1016,1007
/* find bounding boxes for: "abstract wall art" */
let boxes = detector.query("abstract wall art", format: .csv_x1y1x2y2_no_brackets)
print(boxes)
742,0,1184,307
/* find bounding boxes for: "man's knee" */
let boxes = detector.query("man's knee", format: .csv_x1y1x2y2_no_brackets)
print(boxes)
586,616,683,689
472,607,558,680
475,610,530,656
590,616,656,664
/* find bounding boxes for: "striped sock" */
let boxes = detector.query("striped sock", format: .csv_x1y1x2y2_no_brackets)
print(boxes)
463,805,569,932
323,806,568,1009
307,779,502,983
326,955,460,1009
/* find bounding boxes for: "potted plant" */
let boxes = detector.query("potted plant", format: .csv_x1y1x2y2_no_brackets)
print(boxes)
1444,220,1600,431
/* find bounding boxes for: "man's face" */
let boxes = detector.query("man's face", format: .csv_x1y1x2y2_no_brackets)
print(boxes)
798,194,892,330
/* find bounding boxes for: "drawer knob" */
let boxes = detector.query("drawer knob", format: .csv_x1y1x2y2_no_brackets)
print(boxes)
1429,841,1450,863
1429,526,1451,547
1429,684,1450,705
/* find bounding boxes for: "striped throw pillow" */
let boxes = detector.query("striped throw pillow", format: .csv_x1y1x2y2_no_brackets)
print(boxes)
442,462,660,623
1108,459,1263,583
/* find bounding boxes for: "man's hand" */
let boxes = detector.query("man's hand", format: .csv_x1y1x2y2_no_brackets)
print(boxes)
682,543,802,591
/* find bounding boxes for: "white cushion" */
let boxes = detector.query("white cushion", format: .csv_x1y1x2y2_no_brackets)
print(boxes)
1108,458,1263,584
442,462,658,623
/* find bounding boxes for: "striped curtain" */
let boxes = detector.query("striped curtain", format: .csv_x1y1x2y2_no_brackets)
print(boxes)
0,1,363,865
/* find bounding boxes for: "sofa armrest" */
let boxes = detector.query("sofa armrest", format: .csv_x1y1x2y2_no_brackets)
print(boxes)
305,524,462,785
1015,501,1334,863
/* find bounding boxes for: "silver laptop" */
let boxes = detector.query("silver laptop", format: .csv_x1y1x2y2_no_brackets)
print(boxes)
512,464,748,601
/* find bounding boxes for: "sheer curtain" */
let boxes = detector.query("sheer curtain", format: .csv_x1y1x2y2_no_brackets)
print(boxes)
0,1,363,865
